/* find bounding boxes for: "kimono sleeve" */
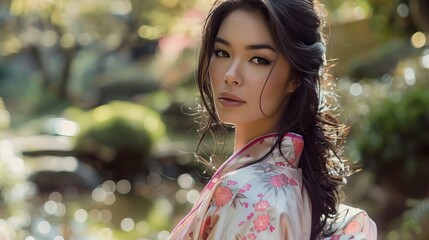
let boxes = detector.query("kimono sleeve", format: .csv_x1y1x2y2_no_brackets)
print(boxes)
323,204,377,240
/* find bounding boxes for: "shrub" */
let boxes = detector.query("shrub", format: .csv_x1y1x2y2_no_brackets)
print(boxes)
354,87,429,198
68,101,166,180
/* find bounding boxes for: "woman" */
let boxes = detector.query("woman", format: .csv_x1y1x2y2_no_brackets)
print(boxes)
169,0,377,239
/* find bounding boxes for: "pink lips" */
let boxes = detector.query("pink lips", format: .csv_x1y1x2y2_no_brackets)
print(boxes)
219,92,246,108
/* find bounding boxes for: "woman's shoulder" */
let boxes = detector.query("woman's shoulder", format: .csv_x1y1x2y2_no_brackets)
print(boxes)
219,157,306,208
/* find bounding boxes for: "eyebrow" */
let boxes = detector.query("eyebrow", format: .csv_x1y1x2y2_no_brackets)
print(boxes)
215,37,277,52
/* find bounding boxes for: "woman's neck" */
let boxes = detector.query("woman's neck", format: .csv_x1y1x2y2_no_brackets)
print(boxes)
233,123,279,153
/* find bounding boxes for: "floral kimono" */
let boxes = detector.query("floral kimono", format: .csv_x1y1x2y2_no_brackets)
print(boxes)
169,133,377,240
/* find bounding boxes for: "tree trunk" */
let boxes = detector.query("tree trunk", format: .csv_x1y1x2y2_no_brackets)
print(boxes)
58,47,75,100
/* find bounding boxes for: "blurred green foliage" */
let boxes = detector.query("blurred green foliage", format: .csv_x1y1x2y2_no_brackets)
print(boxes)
67,101,166,180
355,87,429,198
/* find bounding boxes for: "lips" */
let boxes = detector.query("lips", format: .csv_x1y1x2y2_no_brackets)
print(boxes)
218,92,246,107
219,92,246,103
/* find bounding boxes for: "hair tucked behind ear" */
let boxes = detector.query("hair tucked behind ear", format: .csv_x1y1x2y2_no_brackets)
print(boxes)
196,0,351,239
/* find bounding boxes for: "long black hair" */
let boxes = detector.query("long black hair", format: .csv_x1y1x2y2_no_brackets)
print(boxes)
195,0,350,238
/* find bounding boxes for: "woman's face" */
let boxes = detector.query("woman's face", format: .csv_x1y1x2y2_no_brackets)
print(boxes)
209,9,295,134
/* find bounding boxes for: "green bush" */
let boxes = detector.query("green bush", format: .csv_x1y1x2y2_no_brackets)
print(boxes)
354,87,429,198
67,101,166,180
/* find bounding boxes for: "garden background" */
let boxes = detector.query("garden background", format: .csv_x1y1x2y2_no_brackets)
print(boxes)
0,0,428,239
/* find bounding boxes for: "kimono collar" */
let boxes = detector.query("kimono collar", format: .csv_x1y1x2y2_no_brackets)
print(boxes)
216,132,304,178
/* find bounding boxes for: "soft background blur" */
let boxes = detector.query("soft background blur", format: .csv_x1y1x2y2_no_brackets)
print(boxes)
0,0,428,239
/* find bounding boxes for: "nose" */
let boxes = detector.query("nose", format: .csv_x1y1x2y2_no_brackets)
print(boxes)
224,61,242,86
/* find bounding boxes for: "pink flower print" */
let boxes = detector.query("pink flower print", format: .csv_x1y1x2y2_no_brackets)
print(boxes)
257,193,264,198
254,200,270,212
329,235,340,240
288,177,298,186
247,212,254,220
259,139,264,144
247,233,256,240
269,224,275,232
253,213,270,232
292,137,304,159
246,154,251,157
214,186,233,207
227,180,237,186
275,161,286,166
243,202,249,208
269,173,289,188
239,184,251,193
238,221,245,227
343,220,362,234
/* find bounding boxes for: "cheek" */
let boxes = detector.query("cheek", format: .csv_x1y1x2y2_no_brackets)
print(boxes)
259,75,290,113
209,61,223,88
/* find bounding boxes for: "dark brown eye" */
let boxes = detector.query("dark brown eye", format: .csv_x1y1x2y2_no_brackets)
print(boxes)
250,57,272,65
214,50,229,58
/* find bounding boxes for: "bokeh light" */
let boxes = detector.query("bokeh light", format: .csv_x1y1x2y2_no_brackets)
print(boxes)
49,192,63,202
43,200,58,215
120,218,135,232
100,209,112,223
37,221,51,235
411,32,427,48
396,3,409,18
110,0,132,15
136,221,150,235
186,189,199,204
421,50,429,68
92,187,107,202
349,83,363,96
88,209,102,222
177,173,195,189
102,180,116,192
74,209,88,223
117,179,132,194
175,189,188,204
97,227,113,239
403,67,416,86
102,192,116,205
158,230,170,240
54,203,66,217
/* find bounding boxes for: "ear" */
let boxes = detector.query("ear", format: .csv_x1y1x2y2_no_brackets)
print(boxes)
285,76,301,94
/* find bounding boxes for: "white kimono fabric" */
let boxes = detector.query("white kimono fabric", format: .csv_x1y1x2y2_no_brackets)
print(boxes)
169,133,377,240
